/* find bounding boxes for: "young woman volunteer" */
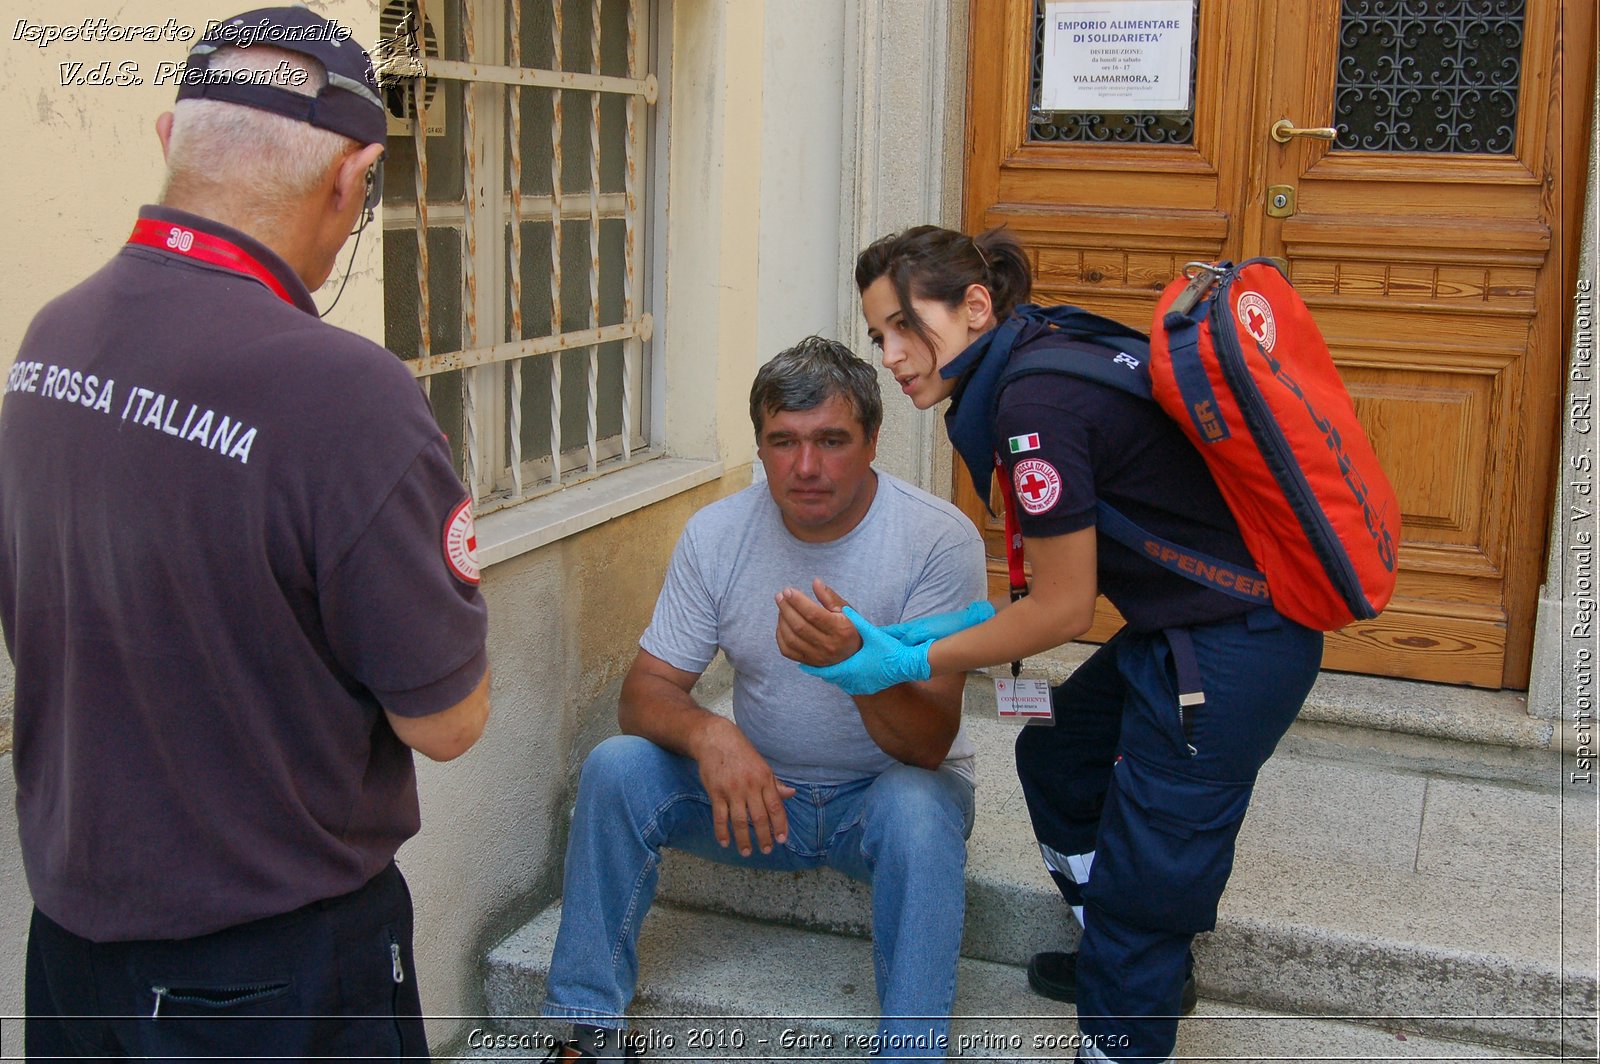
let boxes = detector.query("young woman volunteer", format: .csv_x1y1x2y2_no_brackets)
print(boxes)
801,225,1323,1063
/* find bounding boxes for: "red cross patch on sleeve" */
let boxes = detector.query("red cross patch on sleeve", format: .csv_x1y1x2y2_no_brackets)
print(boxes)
1013,457,1063,515
443,496,481,585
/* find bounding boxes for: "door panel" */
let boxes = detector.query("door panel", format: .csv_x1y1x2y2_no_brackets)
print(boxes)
962,0,1594,688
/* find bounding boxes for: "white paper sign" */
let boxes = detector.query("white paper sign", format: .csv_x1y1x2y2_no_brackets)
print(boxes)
995,677,1054,720
1040,0,1194,113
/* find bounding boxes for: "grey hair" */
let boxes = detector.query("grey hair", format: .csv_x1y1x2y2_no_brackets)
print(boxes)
749,336,884,438
162,46,356,216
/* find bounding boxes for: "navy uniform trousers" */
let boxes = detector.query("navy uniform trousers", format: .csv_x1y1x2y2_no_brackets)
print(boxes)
24,861,428,1062
1016,607,1322,1063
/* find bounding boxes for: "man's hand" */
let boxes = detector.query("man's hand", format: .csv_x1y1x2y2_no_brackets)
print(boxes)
799,607,934,696
621,650,797,856
775,579,862,667
690,715,797,856
777,584,963,770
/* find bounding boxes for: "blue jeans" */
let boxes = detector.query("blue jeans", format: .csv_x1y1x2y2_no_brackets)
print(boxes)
543,735,975,1059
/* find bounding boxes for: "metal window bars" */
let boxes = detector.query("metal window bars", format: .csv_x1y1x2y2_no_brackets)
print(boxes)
378,0,656,514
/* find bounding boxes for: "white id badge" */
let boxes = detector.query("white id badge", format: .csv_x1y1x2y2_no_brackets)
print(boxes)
994,676,1054,723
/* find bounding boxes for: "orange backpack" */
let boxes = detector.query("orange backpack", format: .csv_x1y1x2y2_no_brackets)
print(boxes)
991,260,1400,631
1148,259,1400,630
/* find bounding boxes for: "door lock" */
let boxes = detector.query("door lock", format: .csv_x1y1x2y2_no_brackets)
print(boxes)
1266,185,1296,218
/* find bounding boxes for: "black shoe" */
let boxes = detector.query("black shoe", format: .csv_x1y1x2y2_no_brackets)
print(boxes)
1027,950,1198,1016
541,1039,645,1062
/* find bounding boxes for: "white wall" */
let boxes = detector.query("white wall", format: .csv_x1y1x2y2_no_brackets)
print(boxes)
656,0,766,471
756,0,848,365
835,0,968,493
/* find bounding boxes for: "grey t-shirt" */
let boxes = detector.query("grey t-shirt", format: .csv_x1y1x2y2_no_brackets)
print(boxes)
641,469,986,785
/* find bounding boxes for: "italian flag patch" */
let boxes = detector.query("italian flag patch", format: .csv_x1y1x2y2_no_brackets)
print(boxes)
1007,432,1041,454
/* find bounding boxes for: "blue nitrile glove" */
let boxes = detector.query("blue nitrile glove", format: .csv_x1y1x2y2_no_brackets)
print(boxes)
879,599,996,646
799,606,933,696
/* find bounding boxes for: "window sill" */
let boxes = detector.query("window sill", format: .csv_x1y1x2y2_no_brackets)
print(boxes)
477,456,726,568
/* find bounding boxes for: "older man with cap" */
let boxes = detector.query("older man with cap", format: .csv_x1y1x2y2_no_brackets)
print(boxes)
0,7,489,1060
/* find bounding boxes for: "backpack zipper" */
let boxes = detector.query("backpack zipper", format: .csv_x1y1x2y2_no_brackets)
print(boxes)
1208,268,1368,613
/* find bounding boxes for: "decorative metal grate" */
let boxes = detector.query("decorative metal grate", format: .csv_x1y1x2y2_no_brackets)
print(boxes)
1028,0,1200,144
381,0,655,513
1334,0,1523,154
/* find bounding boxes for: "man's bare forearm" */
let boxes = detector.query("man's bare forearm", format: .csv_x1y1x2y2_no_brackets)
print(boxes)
619,667,728,761
852,677,962,770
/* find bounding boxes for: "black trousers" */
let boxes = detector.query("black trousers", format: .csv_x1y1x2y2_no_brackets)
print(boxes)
24,861,429,1062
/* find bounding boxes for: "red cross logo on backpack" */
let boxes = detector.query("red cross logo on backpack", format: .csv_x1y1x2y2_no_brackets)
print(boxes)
1236,292,1277,352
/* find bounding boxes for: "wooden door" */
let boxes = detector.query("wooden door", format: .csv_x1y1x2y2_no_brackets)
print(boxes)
961,0,1594,688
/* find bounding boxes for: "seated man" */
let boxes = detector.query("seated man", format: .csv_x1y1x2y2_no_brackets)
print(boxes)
541,336,986,1061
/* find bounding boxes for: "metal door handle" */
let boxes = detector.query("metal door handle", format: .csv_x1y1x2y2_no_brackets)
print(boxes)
1270,119,1338,144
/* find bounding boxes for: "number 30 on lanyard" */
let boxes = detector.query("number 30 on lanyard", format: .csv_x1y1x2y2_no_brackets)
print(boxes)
126,219,295,308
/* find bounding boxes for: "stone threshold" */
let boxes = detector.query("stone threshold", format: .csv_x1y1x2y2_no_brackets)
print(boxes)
1013,641,1553,750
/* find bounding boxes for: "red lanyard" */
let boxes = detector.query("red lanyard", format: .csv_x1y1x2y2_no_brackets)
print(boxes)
993,450,1029,678
126,219,296,307
993,450,1029,599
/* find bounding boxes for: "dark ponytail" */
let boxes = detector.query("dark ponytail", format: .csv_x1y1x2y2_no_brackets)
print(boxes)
854,225,1032,353
972,228,1031,320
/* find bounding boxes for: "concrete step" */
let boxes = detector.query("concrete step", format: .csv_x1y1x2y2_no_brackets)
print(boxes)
644,678,1596,1057
1025,643,1554,749
479,902,1539,1062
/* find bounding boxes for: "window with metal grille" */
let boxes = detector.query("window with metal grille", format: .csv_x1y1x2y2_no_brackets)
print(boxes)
1333,0,1523,154
380,0,657,515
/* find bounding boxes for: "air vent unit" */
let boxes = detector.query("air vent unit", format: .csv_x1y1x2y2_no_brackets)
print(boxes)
379,0,446,138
